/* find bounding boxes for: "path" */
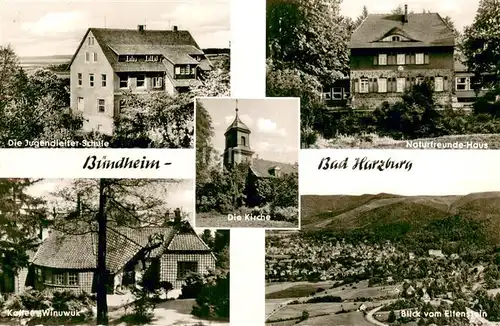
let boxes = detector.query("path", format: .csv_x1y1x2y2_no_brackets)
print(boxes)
365,305,388,326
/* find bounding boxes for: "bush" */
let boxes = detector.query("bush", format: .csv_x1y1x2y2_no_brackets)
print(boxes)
19,288,51,310
304,295,342,303
179,273,204,299
272,206,299,222
192,272,229,319
300,310,309,321
388,310,396,323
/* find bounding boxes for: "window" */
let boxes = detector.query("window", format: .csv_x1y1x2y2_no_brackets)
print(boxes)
175,66,181,75
378,78,387,93
68,272,78,286
191,66,196,75
85,52,90,62
44,270,52,284
54,272,65,285
146,55,158,62
392,35,401,42
343,90,350,99
153,77,163,88
435,76,444,92
332,87,343,100
89,73,94,87
378,54,387,65
323,90,331,100
126,55,137,62
101,74,107,87
77,97,84,111
93,52,97,62
98,99,105,112
88,36,95,45
397,54,405,65
177,261,198,279
359,78,369,93
456,77,469,90
77,73,82,86
416,53,424,65
241,136,246,146
120,76,129,88
137,75,145,88
396,77,406,93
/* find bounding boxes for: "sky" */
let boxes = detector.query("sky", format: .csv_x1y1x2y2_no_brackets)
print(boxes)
26,178,195,220
0,0,229,57
199,98,300,164
340,0,480,32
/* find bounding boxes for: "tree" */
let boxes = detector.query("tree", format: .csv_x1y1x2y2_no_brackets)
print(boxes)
462,0,500,88
388,310,396,322
354,5,368,29
266,62,325,147
200,230,214,249
190,56,230,97
0,179,48,293
195,100,216,184
112,91,193,148
267,0,350,85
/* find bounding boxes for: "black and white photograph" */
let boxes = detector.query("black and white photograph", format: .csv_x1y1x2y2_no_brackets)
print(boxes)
0,0,229,148
0,178,229,326
195,98,300,229
267,0,500,149
266,191,500,326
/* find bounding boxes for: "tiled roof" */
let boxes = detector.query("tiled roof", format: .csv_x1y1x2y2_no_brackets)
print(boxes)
350,13,455,49
167,233,212,251
70,27,207,69
250,159,297,178
454,56,468,72
31,226,209,272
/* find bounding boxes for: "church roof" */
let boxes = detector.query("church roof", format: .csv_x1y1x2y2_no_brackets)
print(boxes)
250,159,297,178
225,109,251,134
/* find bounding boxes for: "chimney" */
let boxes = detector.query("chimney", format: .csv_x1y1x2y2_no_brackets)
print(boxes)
172,25,178,32
403,4,408,23
174,207,182,222
138,25,145,32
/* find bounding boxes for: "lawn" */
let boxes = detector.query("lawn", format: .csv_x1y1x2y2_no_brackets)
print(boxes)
313,133,500,149
266,282,335,299
195,212,299,229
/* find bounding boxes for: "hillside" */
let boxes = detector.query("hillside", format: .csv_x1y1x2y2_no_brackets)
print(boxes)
301,192,500,243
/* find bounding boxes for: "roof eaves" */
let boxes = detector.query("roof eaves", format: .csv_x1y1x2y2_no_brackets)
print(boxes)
69,28,91,67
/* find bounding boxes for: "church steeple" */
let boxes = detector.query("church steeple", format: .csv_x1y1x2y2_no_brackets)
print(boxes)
223,100,254,169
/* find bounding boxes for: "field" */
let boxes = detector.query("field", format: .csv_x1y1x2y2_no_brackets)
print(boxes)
265,280,398,325
313,133,500,149
196,213,298,229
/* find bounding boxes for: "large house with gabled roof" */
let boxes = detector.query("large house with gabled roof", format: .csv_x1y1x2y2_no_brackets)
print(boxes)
69,25,211,135
29,224,216,294
348,5,456,109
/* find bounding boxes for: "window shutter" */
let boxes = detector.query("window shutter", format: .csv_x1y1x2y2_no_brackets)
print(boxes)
388,55,393,65
373,55,378,66
405,54,410,64
374,78,378,92
368,78,373,93
410,54,415,65
443,76,448,91
353,79,359,93
424,54,430,64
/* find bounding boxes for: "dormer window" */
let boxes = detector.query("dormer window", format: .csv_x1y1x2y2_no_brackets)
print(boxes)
392,35,401,42
126,55,137,62
145,55,159,62
269,166,281,177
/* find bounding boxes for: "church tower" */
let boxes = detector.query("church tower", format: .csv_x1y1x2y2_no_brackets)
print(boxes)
223,100,254,169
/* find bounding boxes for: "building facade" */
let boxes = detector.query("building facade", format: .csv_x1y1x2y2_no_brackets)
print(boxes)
30,226,216,294
222,107,297,207
347,5,455,109
69,25,211,135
